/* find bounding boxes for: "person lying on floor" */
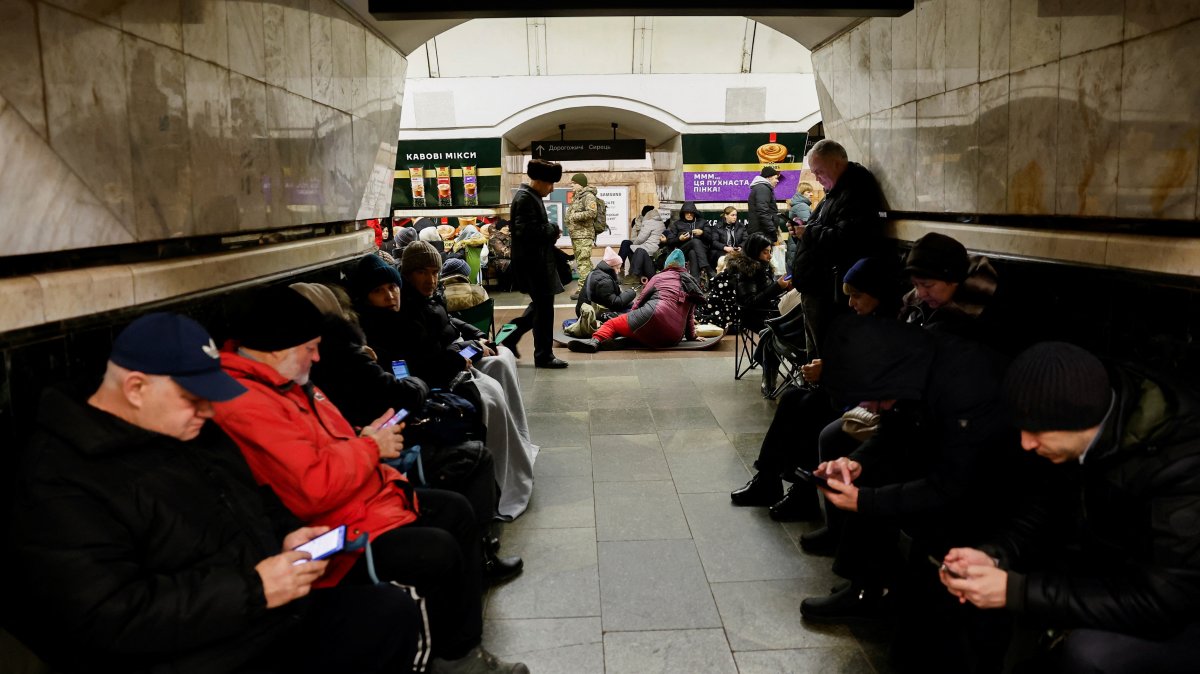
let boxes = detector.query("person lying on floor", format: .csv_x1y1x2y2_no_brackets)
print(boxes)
575,246,636,317
568,249,707,352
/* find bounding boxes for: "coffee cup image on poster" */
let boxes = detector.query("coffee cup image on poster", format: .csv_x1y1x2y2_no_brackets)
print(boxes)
393,138,502,210
681,133,808,202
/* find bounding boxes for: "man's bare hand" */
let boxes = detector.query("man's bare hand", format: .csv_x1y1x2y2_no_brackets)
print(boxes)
800,359,822,383
943,565,1008,609
815,457,862,485
256,551,329,609
281,526,331,553
822,477,859,512
361,408,404,460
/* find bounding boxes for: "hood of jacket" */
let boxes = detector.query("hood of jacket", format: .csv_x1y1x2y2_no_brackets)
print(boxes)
791,192,812,205
639,209,665,228
680,201,700,217
821,315,936,406
1092,364,1200,464
750,175,774,189
724,250,766,278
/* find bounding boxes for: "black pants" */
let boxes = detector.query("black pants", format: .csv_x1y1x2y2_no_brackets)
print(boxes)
345,489,483,660
679,239,711,278
1058,622,1200,674
619,242,656,279
253,584,424,674
519,292,556,363
755,386,838,478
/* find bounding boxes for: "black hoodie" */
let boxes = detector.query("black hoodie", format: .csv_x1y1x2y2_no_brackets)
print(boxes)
666,201,710,248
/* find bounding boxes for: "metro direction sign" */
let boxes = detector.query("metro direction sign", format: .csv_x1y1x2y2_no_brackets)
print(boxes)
531,139,647,162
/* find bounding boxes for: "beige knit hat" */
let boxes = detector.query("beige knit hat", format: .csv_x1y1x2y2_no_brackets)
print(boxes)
401,240,443,274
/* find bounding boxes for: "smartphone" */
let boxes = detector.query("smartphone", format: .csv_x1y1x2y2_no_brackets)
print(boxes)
793,468,830,489
459,345,480,359
495,323,519,345
929,555,965,579
292,525,347,565
782,273,793,281
391,360,409,378
379,408,408,429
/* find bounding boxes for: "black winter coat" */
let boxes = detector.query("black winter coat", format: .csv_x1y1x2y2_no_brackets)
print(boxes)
508,184,564,296
746,178,782,242
793,162,886,297
725,250,783,312
576,261,635,316
5,387,302,674
708,220,747,253
309,315,430,428
359,287,485,389
984,363,1200,637
665,201,710,249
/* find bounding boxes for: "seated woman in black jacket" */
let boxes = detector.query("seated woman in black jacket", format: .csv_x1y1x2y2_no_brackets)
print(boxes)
575,247,636,317
726,233,792,321
351,248,538,521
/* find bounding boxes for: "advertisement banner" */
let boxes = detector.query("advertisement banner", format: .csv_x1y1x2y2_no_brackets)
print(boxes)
681,132,808,202
393,138,503,209
554,187,630,248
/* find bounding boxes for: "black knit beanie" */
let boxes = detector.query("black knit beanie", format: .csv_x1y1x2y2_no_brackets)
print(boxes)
349,253,403,299
842,256,899,304
1003,342,1111,432
238,286,324,352
904,233,969,282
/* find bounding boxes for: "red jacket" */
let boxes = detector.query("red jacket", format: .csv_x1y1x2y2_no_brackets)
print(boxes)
213,347,418,587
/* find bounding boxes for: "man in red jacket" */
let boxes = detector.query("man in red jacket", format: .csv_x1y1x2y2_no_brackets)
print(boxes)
214,286,528,674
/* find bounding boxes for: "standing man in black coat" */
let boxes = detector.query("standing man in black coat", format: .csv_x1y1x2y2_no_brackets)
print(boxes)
793,139,886,358
941,342,1200,673
507,159,568,368
746,166,784,243
3,313,423,674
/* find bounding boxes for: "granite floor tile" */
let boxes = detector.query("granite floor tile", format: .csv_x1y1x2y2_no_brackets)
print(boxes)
590,433,671,482
506,476,594,530
603,629,737,674
482,617,604,674
711,579,855,651
664,443,750,494
598,540,722,631
526,411,590,448
728,431,767,465
590,406,656,434
681,493,825,582
525,379,589,412
733,648,875,674
487,527,599,619
595,480,690,541
586,375,644,401
650,405,721,431
642,386,708,407
532,446,591,478
660,428,738,453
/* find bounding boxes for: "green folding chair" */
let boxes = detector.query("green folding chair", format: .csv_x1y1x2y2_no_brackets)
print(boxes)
450,297,495,340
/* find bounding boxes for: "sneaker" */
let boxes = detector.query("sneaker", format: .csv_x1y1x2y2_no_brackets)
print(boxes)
431,646,529,674
800,584,886,624
730,472,783,507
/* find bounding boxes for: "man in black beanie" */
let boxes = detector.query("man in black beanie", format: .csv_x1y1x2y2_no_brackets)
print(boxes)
506,158,568,368
940,342,1200,672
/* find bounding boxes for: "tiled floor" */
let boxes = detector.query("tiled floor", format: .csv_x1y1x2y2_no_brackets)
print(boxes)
478,286,890,674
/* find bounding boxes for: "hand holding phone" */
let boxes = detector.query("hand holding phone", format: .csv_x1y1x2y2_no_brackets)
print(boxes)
793,468,830,490
930,555,965,579
459,345,480,360
379,408,408,429
391,360,409,378
292,525,347,565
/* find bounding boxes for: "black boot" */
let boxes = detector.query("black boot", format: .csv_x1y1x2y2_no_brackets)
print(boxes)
567,338,600,353
799,526,837,556
769,484,821,522
760,367,779,399
730,472,783,507
800,582,886,623
483,540,523,586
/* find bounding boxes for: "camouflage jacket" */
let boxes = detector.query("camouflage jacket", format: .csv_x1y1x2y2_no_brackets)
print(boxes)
566,185,600,239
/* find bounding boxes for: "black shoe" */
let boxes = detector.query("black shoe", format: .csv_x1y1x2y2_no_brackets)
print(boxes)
484,535,502,554
760,371,778,399
508,341,521,359
800,583,886,623
484,548,524,586
535,357,569,369
567,339,599,353
769,485,821,522
569,292,580,301
730,472,783,507
799,526,837,556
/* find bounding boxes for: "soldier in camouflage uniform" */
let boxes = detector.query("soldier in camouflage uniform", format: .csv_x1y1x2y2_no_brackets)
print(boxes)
565,173,600,299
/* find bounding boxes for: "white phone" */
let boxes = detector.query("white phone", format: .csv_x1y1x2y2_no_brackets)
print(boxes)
292,525,346,565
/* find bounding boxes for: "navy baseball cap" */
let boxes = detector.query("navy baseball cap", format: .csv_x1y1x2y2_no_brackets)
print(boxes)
110,313,247,402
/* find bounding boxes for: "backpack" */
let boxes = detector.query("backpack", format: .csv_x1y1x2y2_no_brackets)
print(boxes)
592,194,609,234
403,390,481,449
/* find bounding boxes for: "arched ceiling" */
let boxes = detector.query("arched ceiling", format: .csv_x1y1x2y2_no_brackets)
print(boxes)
500,103,683,149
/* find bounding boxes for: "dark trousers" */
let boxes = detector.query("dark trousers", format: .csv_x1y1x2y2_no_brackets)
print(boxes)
1058,622,1200,674
619,242,656,279
679,238,711,278
519,292,556,363
253,584,424,674
345,489,483,660
755,386,838,477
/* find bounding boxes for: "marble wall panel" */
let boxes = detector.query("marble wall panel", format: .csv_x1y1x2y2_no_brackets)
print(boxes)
1058,0,1123,58
350,113,376,204
120,0,182,51
977,75,1010,212
915,0,946,99
0,276,46,332
828,33,852,125
0,98,134,256
263,84,291,227
181,0,229,68
39,5,135,232
125,36,192,240
285,91,320,224
891,9,917,105
1124,0,1200,40
262,1,286,88
329,6,353,113
848,25,871,121
1007,61,1058,214
945,0,980,91
347,22,368,118
35,266,135,322
229,72,271,229
364,34,383,122
227,0,265,82
315,104,355,221
915,92,946,211
1010,0,1060,73
846,114,872,168
309,0,333,108
185,56,237,235
283,0,312,98
1117,20,1200,219
869,109,894,207
1055,45,1121,217
811,45,837,126
869,19,892,114
979,0,1010,82
890,101,918,210
0,0,47,138
45,0,122,28
943,84,980,212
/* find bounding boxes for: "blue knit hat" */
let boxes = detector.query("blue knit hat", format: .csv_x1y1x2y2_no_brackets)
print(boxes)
664,249,687,269
349,253,402,299
842,256,899,302
441,257,471,279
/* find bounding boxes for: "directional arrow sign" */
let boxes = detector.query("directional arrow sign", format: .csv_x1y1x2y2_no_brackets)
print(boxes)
530,139,646,161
